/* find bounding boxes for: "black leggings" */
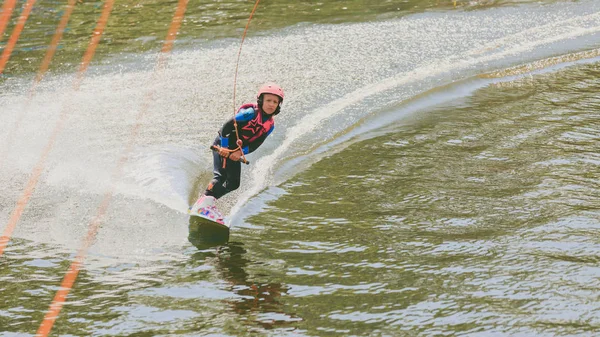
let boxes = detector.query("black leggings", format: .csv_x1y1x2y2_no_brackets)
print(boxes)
204,137,241,199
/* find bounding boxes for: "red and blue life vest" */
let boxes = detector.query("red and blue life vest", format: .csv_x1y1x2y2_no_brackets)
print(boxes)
218,103,275,155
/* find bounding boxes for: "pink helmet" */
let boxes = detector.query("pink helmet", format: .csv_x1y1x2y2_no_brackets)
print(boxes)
257,83,284,102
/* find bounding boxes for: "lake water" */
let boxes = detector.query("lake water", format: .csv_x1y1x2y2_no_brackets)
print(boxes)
1,0,600,335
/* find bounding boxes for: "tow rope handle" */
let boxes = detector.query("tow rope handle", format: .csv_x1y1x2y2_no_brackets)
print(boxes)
210,145,250,165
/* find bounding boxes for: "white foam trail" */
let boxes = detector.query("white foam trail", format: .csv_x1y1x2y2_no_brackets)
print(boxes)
230,3,600,216
116,145,210,213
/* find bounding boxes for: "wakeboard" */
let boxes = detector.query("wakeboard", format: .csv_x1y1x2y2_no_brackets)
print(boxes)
188,197,230,247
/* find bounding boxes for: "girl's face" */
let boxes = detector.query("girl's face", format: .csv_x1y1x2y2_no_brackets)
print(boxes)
261,93,281,115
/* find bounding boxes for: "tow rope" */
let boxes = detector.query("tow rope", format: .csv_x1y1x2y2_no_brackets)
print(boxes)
212,0,261,166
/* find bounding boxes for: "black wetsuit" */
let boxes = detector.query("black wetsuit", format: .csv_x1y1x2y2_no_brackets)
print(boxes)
205,103,275,199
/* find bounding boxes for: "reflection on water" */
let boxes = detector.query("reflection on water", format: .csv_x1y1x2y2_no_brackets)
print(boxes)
190,242,296,332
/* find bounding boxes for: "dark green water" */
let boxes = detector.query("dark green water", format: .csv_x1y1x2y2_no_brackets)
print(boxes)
232,62,600,336
2,0,600,336
5,58,599,337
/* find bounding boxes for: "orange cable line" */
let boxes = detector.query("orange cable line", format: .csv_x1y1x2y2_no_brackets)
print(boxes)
0,0,17,42
0,0,37,75
0,0,115,258
32,0,78,88
35,1,189,336
0,0,78,159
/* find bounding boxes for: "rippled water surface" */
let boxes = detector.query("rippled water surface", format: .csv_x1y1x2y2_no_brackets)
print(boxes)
1,0,600,336
0,0,577,77
245,63,600,336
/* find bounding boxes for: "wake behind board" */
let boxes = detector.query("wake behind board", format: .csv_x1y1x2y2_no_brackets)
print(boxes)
188,196,230,247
